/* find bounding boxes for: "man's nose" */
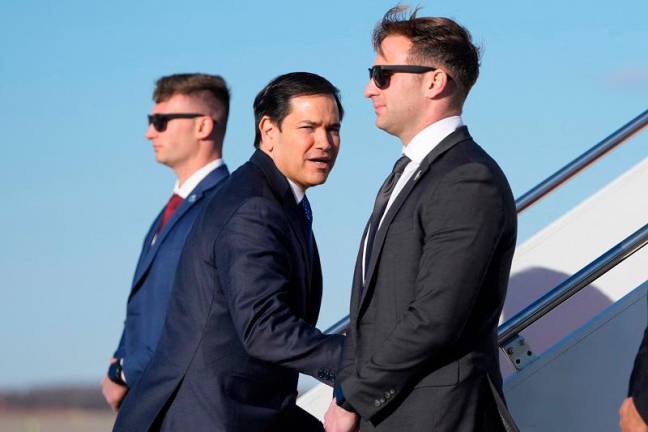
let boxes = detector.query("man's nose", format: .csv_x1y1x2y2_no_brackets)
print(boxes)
365,78,379,98
145,123,156,140
315,129,335,151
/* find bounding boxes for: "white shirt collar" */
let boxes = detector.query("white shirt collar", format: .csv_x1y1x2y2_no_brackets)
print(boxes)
286,178,305,204
173,159,224,199
403,116,463,164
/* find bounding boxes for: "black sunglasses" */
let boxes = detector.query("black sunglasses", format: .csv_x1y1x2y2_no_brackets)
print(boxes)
368,65,449,90
147,113,207,132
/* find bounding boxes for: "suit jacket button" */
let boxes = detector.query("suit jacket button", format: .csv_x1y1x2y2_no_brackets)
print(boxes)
379,398,386,404
374,400,381,407
384,391,391,399
389,389,396,395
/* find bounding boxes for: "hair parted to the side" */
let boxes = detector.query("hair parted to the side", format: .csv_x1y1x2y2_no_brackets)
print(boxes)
253,72,344,148
153,73,231,121
373,5,481,102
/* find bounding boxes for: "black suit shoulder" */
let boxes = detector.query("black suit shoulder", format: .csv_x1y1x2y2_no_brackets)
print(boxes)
203,160,274,215
192,160,289,249
414,140,516,234
425,139,513,193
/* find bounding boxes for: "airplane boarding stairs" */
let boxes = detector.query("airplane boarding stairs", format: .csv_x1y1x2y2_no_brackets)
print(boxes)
297,109,648,431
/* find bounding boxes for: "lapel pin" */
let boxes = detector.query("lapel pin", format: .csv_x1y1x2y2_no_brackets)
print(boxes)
188,194,197,203
414,170,422,181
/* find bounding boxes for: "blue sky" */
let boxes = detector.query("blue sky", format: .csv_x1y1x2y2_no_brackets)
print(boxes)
0,0,646,388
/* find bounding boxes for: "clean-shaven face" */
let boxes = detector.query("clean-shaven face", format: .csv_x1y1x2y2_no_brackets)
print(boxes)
365,35,428,142
267,94,341,190
145,94,206,169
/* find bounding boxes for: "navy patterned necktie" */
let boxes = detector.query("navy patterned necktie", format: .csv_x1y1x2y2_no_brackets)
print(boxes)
364,155,411,276
298,195,314,256
300,195,313,229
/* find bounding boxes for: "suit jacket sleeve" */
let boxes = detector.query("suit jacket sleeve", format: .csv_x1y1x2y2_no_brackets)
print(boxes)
341,163,510,420
629,318,648,423
113,330,125,359
213,197,343,381
338,328,357,383
112,330,151,387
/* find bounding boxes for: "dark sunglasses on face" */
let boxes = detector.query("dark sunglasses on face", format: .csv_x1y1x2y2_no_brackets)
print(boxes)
368,65,451,90
147,113,207,132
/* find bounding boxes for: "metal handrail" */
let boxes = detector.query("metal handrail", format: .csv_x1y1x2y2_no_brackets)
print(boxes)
326,315,351,336
498,222,648,345
324,109,648,336
515,109,648,213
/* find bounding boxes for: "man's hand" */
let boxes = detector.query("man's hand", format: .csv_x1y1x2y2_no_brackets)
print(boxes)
324,398,359,432
620,397,648,432
101,358,127,412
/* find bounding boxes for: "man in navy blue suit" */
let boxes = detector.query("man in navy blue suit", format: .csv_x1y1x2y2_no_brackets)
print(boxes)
113,72,345,431
101,73,231,412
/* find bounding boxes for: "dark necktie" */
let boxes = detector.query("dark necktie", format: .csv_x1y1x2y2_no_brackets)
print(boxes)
298,195,314,256
364,155,411,276
158,193,183,232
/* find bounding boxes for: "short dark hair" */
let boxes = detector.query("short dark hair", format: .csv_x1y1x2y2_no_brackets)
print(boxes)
253,72,344,147
153,73,230,121
373,6,480,102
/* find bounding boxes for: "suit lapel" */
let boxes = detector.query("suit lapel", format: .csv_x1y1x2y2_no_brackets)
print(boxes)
307,237,322,321
285,191,312,276
132,211,163,276
350,220,370,325
279,202,314,319
131,165,229,290
250,150,312,278
359,127,473,311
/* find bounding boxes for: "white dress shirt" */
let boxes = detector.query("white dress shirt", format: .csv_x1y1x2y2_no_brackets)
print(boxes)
173,158,224,199
287,178,306,205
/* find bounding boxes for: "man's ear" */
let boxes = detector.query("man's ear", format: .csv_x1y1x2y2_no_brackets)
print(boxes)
424,69,450,99
258,115,277,152
195,116,215,140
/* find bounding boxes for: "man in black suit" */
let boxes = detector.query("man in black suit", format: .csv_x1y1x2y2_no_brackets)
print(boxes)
325,7,518,432
620,300,648,432
114,72,345,431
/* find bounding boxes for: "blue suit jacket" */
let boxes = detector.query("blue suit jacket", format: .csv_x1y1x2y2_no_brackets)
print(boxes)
114,164,229,387
114,150,343,432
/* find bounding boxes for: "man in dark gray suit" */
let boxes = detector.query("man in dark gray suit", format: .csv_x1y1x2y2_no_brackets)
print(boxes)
113,72,344,432
325,7,518,432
